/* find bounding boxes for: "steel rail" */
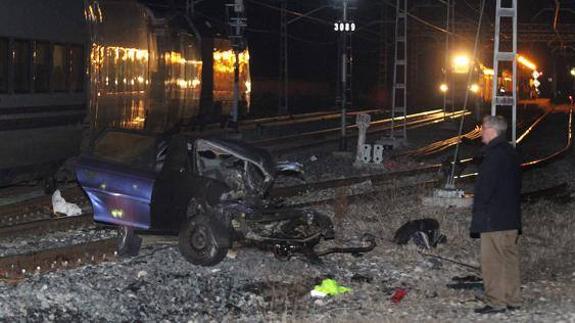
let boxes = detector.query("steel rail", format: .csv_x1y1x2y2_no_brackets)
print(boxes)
252,109,444,146
267,110,470,154
0,238,118,281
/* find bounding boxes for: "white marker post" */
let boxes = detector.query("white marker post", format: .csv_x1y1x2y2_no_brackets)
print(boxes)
355,113,371,163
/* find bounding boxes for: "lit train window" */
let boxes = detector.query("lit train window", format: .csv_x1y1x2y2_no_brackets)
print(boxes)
0,38,7,93
33,42,51,93
68,45,84,92
52,44,67,92
13,40,31,93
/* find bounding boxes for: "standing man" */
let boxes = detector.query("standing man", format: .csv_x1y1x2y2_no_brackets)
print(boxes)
471,115,522,314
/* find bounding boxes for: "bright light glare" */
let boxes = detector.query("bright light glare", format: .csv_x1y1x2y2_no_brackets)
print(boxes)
469,84,480,93
439,83,448,93
571,68,575,76
452,54,470,74
517,55,536,71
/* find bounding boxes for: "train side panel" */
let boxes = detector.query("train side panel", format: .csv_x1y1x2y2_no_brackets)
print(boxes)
0,0,88,185
89,1,203,133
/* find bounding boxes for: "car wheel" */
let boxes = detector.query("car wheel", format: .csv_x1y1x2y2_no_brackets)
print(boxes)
117,226,142,257
178,214,229,266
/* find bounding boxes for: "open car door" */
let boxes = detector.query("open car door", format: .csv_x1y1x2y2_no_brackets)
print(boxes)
76,130,162,229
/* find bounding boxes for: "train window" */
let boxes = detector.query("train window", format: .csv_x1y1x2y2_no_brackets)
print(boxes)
0,38,7,93
68,45,84,92
13,40,31,93
52,44,67,92
33,42,51,93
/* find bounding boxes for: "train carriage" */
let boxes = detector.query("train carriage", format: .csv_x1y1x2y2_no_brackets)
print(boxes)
0,0,251,189
0,0,89,187
439,53,539,111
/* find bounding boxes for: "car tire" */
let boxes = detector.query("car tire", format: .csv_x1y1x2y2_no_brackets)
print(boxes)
178,214,229,266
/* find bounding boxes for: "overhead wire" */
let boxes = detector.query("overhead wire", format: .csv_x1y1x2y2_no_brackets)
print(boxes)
248,0,472,40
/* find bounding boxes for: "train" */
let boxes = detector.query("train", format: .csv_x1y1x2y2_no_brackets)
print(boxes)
0,0,251,189
439,53,540,110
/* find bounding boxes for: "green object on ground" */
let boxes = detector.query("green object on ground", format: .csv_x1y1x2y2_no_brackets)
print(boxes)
313,279,351,296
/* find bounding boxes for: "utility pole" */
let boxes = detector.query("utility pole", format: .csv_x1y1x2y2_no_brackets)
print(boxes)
378,3,390,110
491,0,517,145
389,0,408,141
279,0,288,115
335,0,355,151
442,0,450,117
186,0,194,16
226,0,247,127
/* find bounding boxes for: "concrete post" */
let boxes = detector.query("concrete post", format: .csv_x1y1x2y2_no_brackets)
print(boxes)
355,113,371,162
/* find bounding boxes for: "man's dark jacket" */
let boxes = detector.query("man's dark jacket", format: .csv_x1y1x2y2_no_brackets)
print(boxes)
471,135,521,237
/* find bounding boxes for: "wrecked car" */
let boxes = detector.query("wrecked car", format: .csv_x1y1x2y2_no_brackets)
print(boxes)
76,129,374,266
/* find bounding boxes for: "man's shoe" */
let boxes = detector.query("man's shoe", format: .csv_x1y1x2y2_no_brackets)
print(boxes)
507,305,521,311
474,305,506,314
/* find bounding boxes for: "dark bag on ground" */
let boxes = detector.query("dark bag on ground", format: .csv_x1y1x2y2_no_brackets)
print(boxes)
393,218,447,249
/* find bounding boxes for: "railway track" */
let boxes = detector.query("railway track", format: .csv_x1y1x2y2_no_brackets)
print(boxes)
400,110,550,158
457,108,573,179
262,110,470,154
0,111,572,264
0,214,94,240
0,108,554,239
194,108,385,135
0,238,118,282
1,156,571,283
0,187,87,228
251,109,444,147
0,179,569,282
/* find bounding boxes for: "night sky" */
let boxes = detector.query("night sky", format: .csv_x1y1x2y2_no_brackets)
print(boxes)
145,0,575,110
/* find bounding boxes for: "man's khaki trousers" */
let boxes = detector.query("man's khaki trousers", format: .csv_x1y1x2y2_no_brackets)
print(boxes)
480,230,521,308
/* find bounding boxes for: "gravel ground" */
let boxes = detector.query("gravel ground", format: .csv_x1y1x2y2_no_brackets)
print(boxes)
1,105,574,322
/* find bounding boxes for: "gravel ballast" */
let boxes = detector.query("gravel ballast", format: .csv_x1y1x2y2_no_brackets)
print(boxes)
1,106,574,322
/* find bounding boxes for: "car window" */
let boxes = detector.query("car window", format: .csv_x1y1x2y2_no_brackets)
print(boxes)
93,131,157,170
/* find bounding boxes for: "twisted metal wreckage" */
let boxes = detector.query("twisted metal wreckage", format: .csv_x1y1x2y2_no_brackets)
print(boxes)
76,130,375,266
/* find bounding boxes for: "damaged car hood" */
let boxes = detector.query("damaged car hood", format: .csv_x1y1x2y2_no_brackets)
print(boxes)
196,138,277,195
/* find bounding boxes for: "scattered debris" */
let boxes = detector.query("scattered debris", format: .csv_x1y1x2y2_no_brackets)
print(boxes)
276,160,305,176
393,218,446,249
447,275,484,290
310,279,351,298
391,288,408,303
310,155,318,162
351,274,372,283
51,190,82,217
452,275,482,283
447,282,484,291
226,249,238,259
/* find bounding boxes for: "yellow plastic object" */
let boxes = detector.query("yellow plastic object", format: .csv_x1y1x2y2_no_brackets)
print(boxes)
312,279,351,297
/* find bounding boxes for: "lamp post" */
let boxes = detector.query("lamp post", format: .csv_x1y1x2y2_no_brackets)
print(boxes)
335,0,355,151
571,67,575,106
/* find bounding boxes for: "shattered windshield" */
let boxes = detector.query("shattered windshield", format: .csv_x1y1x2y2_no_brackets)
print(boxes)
195,139,270,198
